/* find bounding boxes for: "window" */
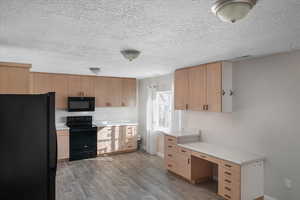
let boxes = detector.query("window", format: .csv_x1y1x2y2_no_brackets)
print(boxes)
154,91,172,132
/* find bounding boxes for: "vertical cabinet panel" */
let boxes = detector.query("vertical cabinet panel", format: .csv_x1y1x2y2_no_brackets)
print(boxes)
121,78,136,107
107,77,122,107
94,77,107,107
174,69,189,110
188,65,207,111
0,67,8,93
68,75,82,96
206,63,222,112
32,73,54,94
95,77,122,107
80,76,95,97
53,75,69,109
57,130,69,160
0,65,30,94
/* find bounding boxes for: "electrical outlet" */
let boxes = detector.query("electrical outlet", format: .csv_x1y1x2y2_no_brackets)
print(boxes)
284,178,292,190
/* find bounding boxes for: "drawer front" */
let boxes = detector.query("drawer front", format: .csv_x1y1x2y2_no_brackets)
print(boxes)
222,183,240,200
191,151,220,164
125,126,137,138
124,142,137,150
222,168,241,182
177,146,190,156
165,143,177,153
221,160,241,173
165,159,178,173
57,130,69,136
165,135,177,145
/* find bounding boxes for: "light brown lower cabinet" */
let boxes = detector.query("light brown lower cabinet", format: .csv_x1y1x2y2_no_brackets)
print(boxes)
97,125,138,155
57,130,69,160
164,135,241,200
164,135,264,200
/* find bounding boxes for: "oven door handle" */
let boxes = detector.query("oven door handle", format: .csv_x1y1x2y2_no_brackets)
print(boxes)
70,128,97,133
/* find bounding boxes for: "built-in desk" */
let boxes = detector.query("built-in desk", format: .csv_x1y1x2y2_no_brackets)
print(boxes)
164,133,264,200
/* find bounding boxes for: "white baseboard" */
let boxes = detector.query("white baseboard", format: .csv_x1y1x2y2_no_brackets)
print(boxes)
156,152,164,158
264,195,277,200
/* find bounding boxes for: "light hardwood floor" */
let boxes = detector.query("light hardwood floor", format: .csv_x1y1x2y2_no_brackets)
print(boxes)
56,151,222,200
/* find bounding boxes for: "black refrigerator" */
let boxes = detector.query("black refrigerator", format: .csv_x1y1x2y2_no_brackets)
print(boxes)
0,92,57,200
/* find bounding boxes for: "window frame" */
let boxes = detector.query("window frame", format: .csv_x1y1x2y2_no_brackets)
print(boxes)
153,90,172,132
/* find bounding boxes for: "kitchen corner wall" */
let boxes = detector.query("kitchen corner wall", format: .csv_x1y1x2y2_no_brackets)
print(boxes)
183,51,300,200
138,50,300,200
55,107,138,123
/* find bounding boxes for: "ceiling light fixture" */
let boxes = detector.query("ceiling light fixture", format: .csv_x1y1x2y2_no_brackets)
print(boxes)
89,67,101,75
121,49,141,61
212,0,257,23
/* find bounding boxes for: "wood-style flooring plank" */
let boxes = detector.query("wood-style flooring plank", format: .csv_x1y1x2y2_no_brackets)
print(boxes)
56,152,222,200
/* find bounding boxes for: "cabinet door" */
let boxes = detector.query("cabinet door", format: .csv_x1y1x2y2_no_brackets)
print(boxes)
32,73,54,94
94,77,107,107
96,77,122,107
121,78,136,107
7,67,30,94
174,69,189,110
53,74,69,109
206,63,222,112
188,65,207,111
57,130,69,160
68,75,82,96
107,78,122,106
80,76,95,97
176,153,191,180
0,67,8,93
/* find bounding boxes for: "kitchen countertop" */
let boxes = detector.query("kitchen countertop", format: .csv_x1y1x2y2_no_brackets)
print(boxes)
56,121,138,131
163,131,264,165
178,142,265,165
56,123,69,131
94,121,138,127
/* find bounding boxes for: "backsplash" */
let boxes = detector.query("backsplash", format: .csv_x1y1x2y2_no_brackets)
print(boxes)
55,107,138,123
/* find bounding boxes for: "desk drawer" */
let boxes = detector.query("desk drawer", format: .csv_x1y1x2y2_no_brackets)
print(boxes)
177,146,190,156
222,168,241,182
165,159,177,172
165,135,177,145
165,143,177,152
222,183,240,200
191,151,220,164
221,160,241,173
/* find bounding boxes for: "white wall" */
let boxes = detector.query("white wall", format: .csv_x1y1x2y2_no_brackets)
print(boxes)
138,51,300,200
56,107,137,123
183,51,300,200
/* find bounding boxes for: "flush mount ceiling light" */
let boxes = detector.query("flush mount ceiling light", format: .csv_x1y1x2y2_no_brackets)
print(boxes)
89,67,101,75
121,49,141,61
212,0,257,23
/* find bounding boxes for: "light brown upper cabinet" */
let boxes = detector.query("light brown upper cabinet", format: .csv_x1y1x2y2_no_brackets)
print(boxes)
53,74,68,109
94,77,136,107
206,62,222,112
95,77,122,107
188,65,207,111
121,78,136,107
174,69,189,110
174,62,232,112
68,75,94,97
0,62,31,94
31,73,55,94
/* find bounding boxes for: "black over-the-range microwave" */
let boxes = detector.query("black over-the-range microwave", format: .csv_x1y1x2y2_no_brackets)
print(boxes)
68,97,95,112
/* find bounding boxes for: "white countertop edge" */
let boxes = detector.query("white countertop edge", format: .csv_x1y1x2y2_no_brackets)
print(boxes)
163,132,199,138
178,142,265,165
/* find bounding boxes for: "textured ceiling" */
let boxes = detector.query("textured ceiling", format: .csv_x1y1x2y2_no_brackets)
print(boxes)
0,0,300,78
